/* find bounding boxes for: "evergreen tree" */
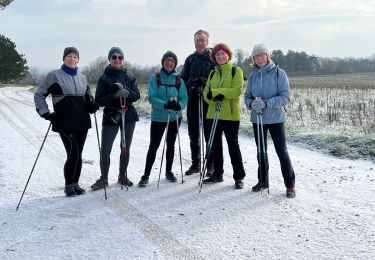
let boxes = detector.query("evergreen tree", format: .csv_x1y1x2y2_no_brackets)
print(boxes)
0,34,28,83
0,0,14,10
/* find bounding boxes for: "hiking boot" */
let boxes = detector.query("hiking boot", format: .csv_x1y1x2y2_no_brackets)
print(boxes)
286,187,296,198
138,175,149,187
235,179,244,189
203,175,223,184
64,184,77,197
185,163,200,175
118,176,133,187
165,171,177,182
251,182,269,192
73,183,85,195
91,178,108,190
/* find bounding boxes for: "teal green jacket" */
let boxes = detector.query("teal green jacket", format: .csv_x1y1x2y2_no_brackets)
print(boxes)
148,69,188,122
203,62,244,121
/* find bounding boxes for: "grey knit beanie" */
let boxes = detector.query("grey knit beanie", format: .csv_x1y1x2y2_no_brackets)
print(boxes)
63,47,79,61
251,43,270,57
161,51,178,66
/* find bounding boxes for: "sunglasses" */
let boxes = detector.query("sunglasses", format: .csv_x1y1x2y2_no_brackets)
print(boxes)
111,55,124,61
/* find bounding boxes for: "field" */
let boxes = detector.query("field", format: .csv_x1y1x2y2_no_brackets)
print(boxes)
135,72,375,161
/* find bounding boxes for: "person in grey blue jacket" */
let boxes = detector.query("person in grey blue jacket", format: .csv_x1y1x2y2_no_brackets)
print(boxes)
138,51,188,187
244,43,296,198
34,47,98,197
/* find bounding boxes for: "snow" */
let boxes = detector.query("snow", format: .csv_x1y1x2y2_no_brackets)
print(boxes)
0,86,374,260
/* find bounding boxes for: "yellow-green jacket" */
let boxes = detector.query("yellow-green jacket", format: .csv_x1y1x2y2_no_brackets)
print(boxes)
203,62,244,121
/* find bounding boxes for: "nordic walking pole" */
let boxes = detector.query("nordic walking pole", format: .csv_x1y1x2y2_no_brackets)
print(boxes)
157,107,171,188
120,97,128,191
94,112,107,200
198,92,205,177
16,123,51,211
199,101,222,193
173,97,184,184
256,111,263,194
258,110,269,194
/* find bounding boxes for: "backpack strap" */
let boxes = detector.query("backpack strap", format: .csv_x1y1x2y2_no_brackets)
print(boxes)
155,72,180,91
209,66,237,80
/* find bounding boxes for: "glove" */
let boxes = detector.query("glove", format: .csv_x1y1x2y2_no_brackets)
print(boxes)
114,88,130,98
41,112,57,123
193,77,207,88
163,100,173,110
213,94,225,102
113,82,124,90
251,98,267,110
170,100,181,111
207,90,213,100
87,101,99,114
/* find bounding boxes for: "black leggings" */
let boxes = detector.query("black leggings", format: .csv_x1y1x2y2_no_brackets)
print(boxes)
144,118,181,176
252,123,295,188
59,129,88,185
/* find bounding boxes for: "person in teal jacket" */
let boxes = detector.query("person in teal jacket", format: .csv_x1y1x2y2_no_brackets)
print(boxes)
138,51,188,187
244,43,296,198
202,43,246,189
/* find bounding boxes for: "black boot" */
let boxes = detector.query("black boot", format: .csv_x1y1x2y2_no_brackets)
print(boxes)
206,162,214,177
185,162,200,175
203,174,223,184
138,175,149,187
165,171,177,182
118,176,133,187
91,178,108,190
64,184,77,197
286,187,296,198
251,182,269,192
73,183,85,195
235,179,244,189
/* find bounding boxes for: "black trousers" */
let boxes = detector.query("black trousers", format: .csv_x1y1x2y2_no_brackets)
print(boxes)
100,123,136,180
187,96,212,166
144,117,182,176
208,119,246,180
252,122,295,188
59,129,88,185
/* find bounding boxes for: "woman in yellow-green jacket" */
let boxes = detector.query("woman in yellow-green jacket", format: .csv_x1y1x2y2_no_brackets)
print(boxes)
202,43,246,189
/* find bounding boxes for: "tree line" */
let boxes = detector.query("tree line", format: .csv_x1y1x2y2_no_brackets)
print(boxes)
1,33,375,85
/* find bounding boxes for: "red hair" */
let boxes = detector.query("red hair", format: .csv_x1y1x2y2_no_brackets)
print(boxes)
211,43,233,61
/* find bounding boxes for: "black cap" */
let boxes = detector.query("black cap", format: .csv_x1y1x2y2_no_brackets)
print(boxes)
161,51,178,67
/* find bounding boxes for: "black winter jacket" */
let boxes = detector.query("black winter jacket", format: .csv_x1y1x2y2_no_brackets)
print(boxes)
95,65,140,126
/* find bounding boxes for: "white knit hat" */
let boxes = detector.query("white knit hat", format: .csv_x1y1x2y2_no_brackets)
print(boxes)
252,43,270,57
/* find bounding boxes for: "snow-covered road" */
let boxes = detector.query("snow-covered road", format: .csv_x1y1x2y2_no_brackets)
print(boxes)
0,87,374,259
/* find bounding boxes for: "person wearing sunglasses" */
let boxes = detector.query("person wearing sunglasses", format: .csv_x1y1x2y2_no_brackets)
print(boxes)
34,47,99,197
91,47,140,190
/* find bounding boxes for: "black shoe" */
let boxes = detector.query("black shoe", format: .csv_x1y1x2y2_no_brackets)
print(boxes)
73,183,85,195
64,184,77,197
185,163,200,175
91,178,108,190
251,182,269,192
235,180,244,189
165,171,177,182
203,175,223,184
118,176,133,187
286,187,296,198
138,175,149,187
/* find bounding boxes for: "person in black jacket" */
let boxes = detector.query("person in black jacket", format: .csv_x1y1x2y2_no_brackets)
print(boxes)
91,47,140,190
180,29,216,176
34,47,99,197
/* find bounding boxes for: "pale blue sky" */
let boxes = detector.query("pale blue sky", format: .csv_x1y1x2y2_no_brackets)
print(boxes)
1,0,374,70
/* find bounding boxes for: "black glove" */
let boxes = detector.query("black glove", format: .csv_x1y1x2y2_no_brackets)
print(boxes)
207,90,213,100
213,94,225,102
41,112,57,123
170,100,181,111
163,100,173,110
193,77,207,88
87,101,99,114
